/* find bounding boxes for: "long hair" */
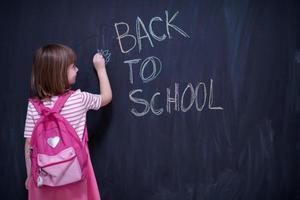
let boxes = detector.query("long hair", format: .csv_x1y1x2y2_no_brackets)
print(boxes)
31,44,76,99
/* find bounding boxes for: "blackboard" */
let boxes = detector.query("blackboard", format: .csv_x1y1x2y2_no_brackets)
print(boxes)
1,0,300,199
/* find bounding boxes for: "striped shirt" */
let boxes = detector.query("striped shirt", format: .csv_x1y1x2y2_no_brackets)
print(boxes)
24,89,102,140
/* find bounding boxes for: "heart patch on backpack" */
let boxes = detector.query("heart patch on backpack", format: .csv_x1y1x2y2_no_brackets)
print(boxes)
47,136,60,148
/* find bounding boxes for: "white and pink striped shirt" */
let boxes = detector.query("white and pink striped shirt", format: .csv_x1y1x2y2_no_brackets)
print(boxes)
24,89,102,140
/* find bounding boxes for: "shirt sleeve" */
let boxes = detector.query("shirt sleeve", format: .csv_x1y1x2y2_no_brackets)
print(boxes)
81,91,102,111
24,101,35,138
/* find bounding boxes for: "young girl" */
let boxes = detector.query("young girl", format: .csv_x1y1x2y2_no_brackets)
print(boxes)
24,43,112,200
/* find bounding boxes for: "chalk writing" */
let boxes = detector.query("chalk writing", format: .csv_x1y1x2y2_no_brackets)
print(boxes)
129,80,223,116
114,10,190,54
97,49,111,64
114,10,223,116
124,56,162,84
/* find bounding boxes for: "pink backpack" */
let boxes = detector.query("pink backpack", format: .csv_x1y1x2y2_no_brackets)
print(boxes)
29,90,88,187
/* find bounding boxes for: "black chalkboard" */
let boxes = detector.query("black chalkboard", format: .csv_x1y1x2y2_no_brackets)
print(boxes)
1,0,300,199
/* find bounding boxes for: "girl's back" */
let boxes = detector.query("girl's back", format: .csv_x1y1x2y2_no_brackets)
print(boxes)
24,89,102,140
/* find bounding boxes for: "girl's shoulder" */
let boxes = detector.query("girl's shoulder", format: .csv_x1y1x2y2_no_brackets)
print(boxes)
73,89,102,111
27,89,101,111
63,89,84,104
27,89,82,107
67,89,102,111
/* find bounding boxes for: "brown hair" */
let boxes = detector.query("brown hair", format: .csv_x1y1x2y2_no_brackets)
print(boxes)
31,44,76,99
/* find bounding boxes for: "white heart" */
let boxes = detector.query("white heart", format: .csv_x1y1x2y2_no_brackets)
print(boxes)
47,136,60,148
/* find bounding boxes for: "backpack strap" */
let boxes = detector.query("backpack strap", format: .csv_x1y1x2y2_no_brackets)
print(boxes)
29,98,44,115
52,90,75,113
29,90,74,115
29,90,88,144
54,90,89,144
82,127,89,143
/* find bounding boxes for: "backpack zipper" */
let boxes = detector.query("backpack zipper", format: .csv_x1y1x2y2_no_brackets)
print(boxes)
39,155,77,169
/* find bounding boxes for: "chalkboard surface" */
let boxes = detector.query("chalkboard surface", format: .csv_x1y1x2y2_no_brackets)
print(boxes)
1,0,300,199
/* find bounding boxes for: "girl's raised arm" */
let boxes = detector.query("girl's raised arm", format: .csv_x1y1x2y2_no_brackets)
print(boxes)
93,53,112,106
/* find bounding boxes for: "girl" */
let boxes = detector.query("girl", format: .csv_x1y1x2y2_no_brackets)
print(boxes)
24,43,112,200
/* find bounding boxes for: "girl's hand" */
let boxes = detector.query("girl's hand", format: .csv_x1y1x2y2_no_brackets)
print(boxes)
25,176,30,190
93,53,105,72
93,52,112,106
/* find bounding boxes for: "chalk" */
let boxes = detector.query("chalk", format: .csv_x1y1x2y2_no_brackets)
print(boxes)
97,49,111,64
